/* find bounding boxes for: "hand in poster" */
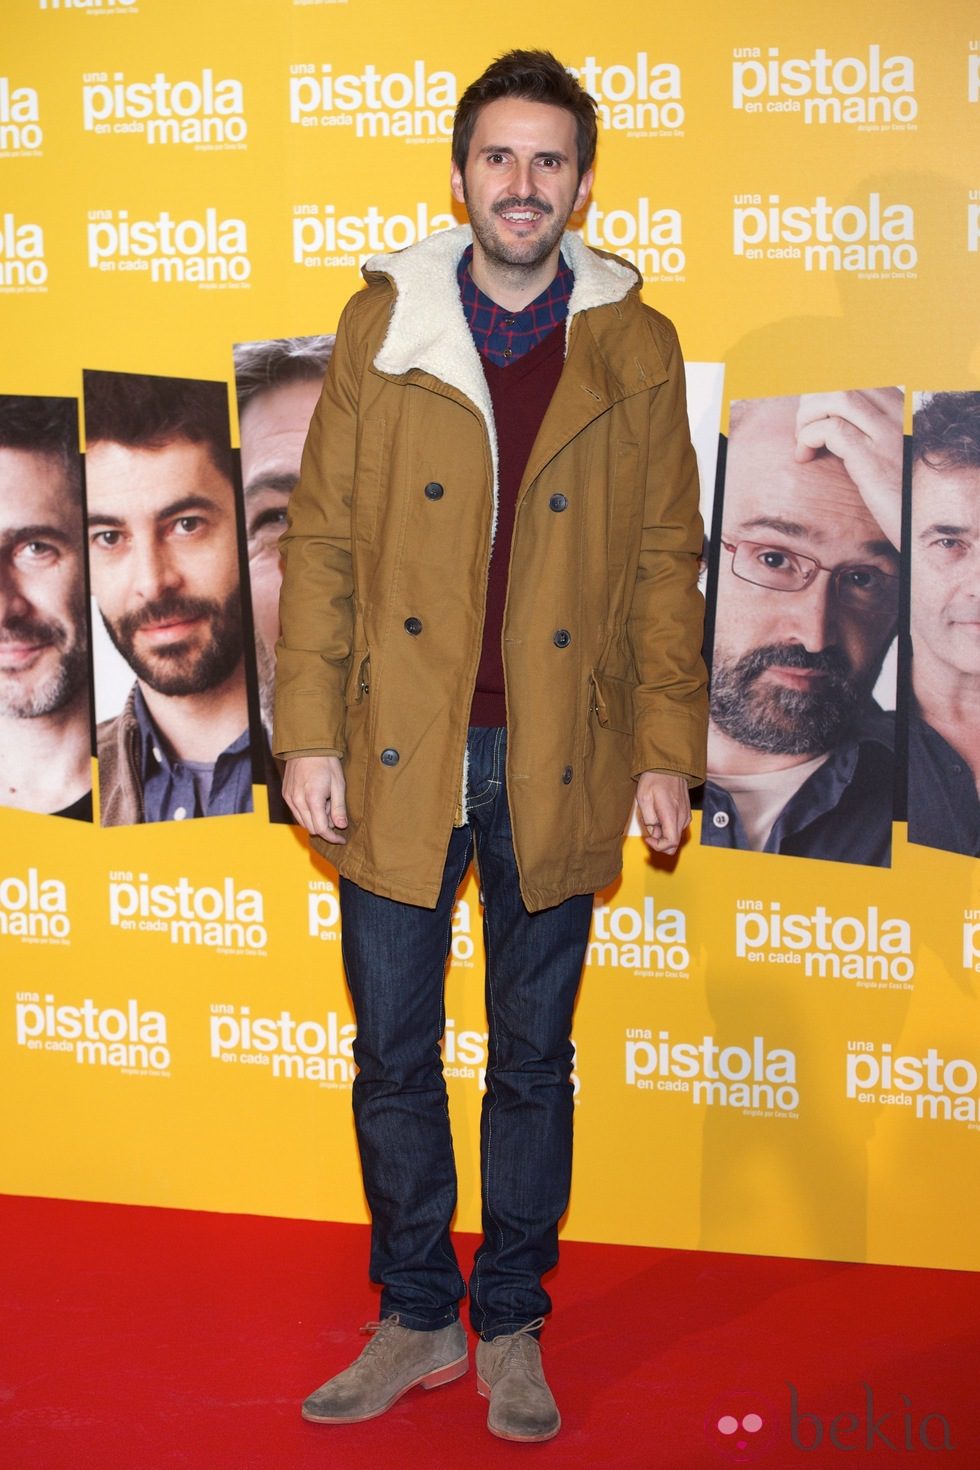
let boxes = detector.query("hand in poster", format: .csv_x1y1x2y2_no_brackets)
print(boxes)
794,388,903,550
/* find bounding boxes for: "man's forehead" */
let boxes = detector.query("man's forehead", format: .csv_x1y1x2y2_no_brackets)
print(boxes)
912,458,980,517
240,380,319,480
468,96,577,152
87,438,231,504
726,430,882,543
0,447,73,524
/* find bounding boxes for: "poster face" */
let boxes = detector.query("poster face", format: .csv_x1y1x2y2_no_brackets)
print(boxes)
702,390,903,868
907,391,980,860
233,337,335,821
0,396,91,821
83,369,254,826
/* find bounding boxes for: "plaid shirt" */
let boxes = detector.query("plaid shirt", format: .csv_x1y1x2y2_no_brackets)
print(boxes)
458,244,573,367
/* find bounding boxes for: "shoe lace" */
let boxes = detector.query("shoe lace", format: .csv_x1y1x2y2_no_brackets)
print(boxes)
352,1316,403,1376
492,1317,545,1369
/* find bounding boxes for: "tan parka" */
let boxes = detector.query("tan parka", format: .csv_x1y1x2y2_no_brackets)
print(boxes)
274,226,707,911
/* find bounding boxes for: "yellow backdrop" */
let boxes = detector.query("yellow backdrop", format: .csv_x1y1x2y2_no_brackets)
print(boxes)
3,0,979,1272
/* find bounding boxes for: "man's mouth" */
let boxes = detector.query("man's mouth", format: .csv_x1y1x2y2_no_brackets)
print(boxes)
0,638,51,668
762,665,833,691
494,197,552,229
137,616,202,645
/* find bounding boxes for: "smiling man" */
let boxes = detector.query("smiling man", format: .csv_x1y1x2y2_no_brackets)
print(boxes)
276,51,707,1441
84,370,253,826
702,389,903,866
0,396,91,820
908,391,980,857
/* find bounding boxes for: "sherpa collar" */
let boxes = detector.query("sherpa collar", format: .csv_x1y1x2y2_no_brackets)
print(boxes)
362,225,640,531
363,224,638,388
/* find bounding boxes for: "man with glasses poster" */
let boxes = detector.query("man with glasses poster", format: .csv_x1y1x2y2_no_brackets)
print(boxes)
702,390,902,867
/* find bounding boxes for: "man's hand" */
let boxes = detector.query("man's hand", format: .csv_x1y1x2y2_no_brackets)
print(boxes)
282,755,348,844
794,388,903,549
636,771,691,855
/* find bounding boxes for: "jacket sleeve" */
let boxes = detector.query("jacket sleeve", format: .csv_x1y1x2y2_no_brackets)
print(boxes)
628,316,709,786
272,294,364,760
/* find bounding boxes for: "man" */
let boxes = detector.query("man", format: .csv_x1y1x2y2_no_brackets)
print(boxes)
908,391,980,857
702,389,903,867
275,51,707,1442
233,338,333,824
0,395,91,820
233,337,335,735
84,369,253,826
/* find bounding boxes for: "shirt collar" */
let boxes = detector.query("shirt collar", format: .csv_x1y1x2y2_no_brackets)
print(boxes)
457,244,574,366
131,684,251,778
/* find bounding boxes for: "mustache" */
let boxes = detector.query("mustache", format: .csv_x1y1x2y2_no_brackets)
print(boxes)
0,613,67,648
116,592,223,642
493,194,554,217
733,642,853,683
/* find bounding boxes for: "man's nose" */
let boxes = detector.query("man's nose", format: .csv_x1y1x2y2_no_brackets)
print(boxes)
784,570,838,652
513,160,534,200
0,563,31,623
953,542,980,588
129,536,181,600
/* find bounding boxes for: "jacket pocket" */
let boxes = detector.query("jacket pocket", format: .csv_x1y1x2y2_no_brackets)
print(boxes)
591,671,633,735
584,672,635,845
341,651,372,829
345,651,371,707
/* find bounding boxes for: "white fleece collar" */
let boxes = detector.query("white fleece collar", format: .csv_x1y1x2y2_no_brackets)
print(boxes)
362,224,640,541
364,224,638,388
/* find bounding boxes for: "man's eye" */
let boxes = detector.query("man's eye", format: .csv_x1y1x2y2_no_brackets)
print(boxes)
16,540,58,564
758,549,793,571
250,508,287,539
841,568,878,590
173,516,204,535
92,530,121,549
934,537,966,553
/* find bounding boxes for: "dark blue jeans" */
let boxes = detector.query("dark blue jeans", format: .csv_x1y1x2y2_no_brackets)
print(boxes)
340,726,594,1340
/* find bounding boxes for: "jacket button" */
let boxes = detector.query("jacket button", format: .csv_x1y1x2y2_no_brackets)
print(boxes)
562,766,573,785
404,617,423,635
712,811,729,828
424,482,444,500
553,628,571,648
549,493,568,512
380,748,400,766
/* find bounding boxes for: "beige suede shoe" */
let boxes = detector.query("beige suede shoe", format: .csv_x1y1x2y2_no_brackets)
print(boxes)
302,1317,468,1423
475,1318,560,1442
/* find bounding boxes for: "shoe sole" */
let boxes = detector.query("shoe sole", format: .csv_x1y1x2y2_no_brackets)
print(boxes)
476,1374,561,1443
302,1354,468,1424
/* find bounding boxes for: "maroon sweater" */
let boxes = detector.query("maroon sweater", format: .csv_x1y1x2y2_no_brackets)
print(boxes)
469,325,565,727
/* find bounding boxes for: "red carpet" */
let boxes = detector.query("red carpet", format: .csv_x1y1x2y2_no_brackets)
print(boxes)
1,1194,977,1468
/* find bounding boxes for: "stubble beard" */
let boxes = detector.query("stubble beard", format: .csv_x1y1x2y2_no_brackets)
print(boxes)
465,186,567,276
710,641,871,757
102,586,244,698
255,632,275,733
0,593,89,720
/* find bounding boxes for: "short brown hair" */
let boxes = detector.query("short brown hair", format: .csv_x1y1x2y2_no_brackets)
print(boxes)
452,50,598,182
913,391,980,473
